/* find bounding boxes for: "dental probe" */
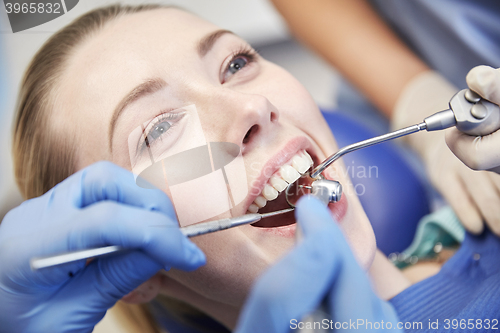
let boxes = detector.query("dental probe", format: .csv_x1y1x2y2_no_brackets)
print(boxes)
310,88,500,179
30,208,294,270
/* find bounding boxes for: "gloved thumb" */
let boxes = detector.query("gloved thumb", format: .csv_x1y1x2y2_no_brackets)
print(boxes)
294,195,337,237
466,65,500,105
446,128,500,172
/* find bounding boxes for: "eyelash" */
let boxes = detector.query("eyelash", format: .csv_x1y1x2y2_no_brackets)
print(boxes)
222,46,259,83
137,112,185,155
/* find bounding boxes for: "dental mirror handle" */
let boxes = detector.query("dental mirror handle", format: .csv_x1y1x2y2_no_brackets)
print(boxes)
423,89,500,135
310,89,500,179
448,89,500,136
30,208,294,270
310,122,427,178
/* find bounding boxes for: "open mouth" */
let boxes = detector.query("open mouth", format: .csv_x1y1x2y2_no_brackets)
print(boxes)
250,150,316,228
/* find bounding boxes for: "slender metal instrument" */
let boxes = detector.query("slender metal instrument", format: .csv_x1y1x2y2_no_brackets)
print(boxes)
30,208,294,270
310,89,500,179
310,121,428,179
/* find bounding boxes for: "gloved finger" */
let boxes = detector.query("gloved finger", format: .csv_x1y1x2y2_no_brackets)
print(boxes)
236,197,342,333
328,258,400,327
65,251,163,310
309,211,399,326
67,201,205,271
437,170,483,234
54,161,175,218
459,168,500,235
445,128,500,171
238,197,400,332
466,65,500,105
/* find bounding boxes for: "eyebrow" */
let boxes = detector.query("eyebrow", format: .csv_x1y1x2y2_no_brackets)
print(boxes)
108,30,233,150
197,29,234,57
108,77,167,150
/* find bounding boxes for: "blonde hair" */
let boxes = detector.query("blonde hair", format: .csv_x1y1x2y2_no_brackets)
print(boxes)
12,4,169,333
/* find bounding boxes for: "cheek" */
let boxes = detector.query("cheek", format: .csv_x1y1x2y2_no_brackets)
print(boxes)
325,166,377,270
259,63,319,118
340,199,377,270
263,71,333,141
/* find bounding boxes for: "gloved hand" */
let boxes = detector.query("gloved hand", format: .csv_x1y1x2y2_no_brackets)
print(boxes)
445,65,500,174
392,71,500,235
0,161,205,333
236,196,400,333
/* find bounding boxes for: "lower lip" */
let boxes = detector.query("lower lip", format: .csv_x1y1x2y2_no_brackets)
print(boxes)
327,193,348,222
257,223,297,238
252,210,297,238
323,171,349,222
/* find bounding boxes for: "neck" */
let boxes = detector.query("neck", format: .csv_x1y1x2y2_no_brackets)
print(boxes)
159,274,240,330
368,250,411,300
184,292,240,330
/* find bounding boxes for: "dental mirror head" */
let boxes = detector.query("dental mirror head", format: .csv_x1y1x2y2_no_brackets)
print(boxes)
285,171,342,207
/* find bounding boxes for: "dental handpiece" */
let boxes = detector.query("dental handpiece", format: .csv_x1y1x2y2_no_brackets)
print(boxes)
30,208,294,270
310,89,500,179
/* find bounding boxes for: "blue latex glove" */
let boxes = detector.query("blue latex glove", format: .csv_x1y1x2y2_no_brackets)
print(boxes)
0,161,205,333
236,196,400,333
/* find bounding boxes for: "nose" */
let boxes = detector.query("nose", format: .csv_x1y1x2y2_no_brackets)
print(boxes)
205,90,280,151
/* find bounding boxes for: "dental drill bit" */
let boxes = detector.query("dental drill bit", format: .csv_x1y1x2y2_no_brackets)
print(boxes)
30,208,295,270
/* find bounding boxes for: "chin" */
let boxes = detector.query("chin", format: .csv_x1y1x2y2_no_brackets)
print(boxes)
324,166,377,270
310,136,377,271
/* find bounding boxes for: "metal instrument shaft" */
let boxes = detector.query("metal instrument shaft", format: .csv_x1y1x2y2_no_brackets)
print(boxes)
310,122,427,178
31,208,294,270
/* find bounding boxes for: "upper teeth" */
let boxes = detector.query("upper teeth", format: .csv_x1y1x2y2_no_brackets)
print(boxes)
248,151,313,213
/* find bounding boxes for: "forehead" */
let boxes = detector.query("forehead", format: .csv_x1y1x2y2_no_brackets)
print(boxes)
70,8,219,75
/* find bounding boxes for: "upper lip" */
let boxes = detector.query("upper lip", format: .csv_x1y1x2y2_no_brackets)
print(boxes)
244,136,318,210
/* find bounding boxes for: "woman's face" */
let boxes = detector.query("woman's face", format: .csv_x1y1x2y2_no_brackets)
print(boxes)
53,9,375,308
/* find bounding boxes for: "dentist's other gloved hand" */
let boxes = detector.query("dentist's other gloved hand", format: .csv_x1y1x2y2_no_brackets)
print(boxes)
0,161,205,333
446,65,500,174
392,71,500,235
236,196,400,333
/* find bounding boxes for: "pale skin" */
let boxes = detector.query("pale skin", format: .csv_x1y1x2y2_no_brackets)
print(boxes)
271,0,500,236
51,8,415,330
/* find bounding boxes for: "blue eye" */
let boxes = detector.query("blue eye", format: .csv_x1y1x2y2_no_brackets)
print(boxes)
228,57,248,75
138,112,185,154
221,47,258,83
147,122,171,143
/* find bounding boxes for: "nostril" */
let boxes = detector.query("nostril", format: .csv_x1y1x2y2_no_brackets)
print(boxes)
270,111,278,122
243,125,259,144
